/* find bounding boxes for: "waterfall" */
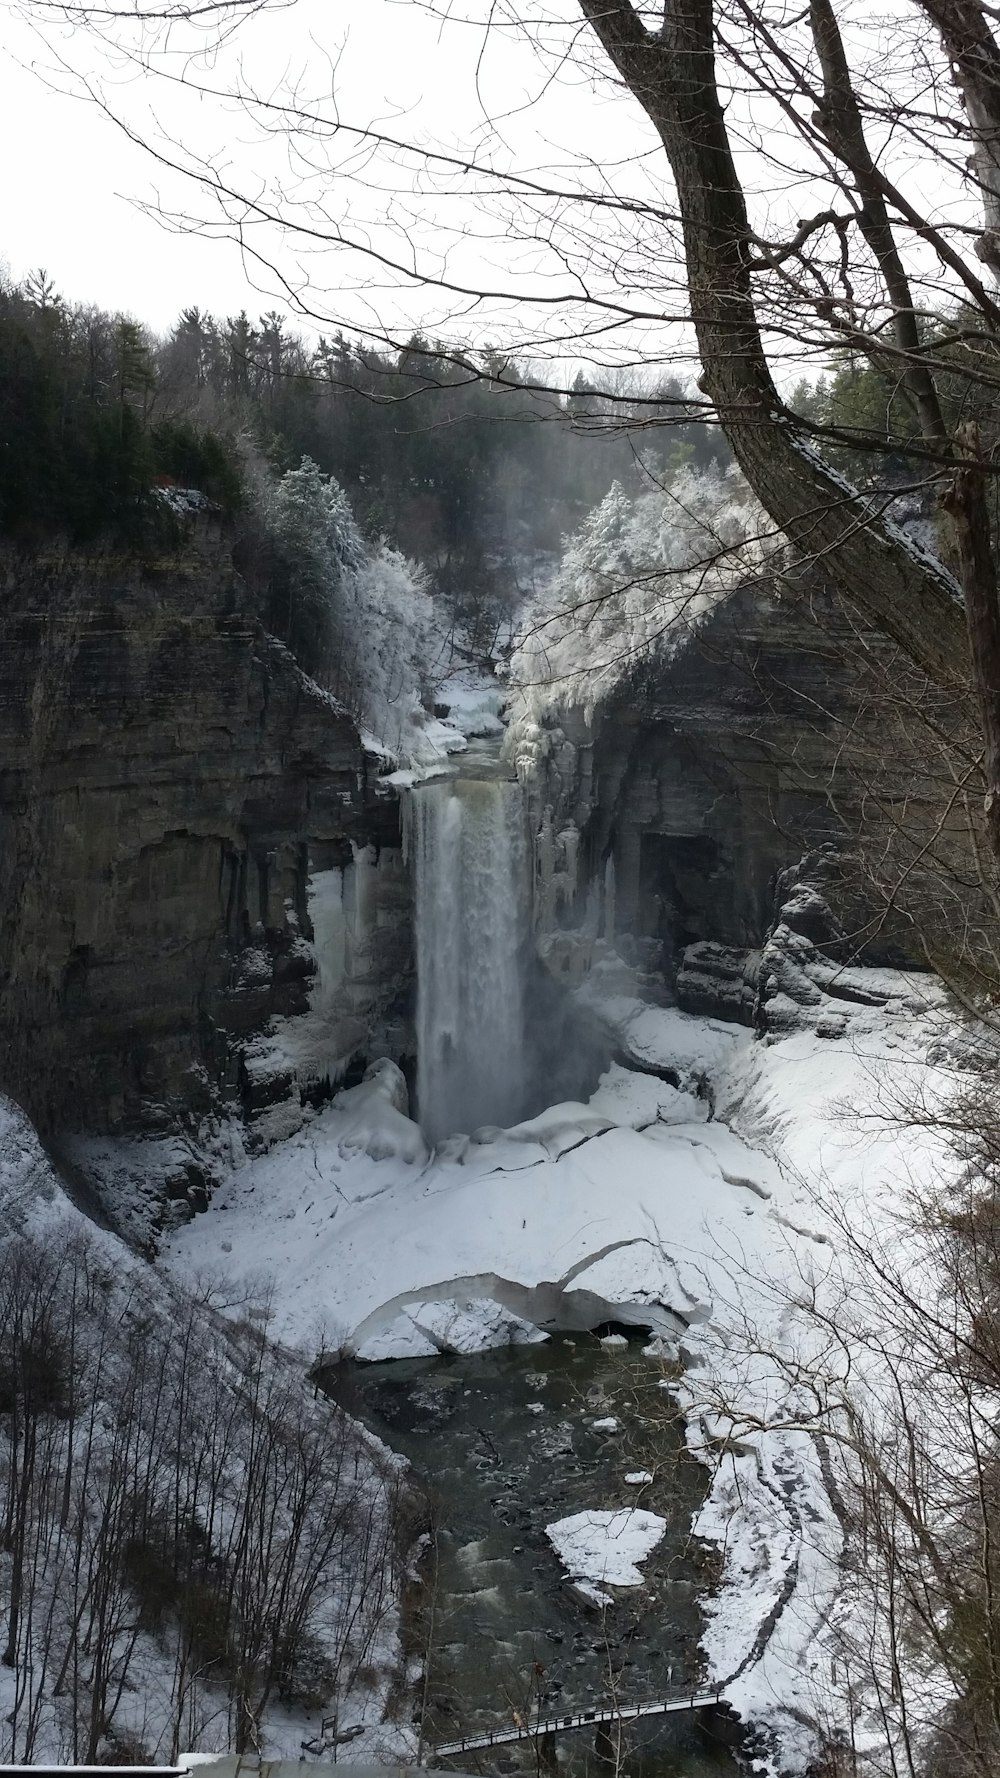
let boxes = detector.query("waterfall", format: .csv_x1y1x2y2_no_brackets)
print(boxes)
407,773,530,1141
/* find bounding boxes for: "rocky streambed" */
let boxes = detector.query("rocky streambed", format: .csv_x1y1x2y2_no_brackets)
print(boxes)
327,1335,740,1777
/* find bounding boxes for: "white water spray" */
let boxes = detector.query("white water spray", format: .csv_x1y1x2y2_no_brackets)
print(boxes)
407,774,530,1141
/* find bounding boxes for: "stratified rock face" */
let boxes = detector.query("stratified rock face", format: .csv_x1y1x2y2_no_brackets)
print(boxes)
524,580,953,1005
0,525,410,1136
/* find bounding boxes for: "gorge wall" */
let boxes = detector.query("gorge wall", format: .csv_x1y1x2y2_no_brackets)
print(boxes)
522,578,963,1016
0,522,964,1235
0,521,411,1152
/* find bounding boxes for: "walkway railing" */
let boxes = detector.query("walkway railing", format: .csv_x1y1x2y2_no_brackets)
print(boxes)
431,1687,731,1758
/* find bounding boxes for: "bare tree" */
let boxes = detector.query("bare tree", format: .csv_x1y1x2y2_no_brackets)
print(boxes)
15,0,1000,837
0,1231,403,1761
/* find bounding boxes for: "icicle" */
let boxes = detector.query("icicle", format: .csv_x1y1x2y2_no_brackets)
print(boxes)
604,854,616,947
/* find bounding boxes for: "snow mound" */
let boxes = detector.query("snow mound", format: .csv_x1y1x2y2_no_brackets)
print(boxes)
356,1296,547,1360
587,1062,702,1128
332,1060,429,1165
459,1064,701,1160
484,1100,614,1156
547,1507,667,1596
600,999,747,1086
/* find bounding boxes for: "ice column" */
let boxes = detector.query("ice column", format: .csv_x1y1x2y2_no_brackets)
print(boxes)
408,776,530,1141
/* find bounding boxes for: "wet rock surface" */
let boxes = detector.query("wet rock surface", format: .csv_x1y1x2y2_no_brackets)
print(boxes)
0,527,410,1144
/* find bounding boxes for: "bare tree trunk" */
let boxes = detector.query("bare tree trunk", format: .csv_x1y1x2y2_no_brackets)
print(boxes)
943,423,1000,865
577,0,969,690
915,0,1000,279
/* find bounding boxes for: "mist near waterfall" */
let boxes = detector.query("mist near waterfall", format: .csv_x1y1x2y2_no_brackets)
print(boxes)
408,775,531,1141
407,772,608,1142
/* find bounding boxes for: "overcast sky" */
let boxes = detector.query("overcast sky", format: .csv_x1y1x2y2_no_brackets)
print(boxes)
0,1,630,337
1,0,966,390
2,4,442,324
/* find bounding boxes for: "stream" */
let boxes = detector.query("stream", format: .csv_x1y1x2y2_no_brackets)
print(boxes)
328,1334,741,1777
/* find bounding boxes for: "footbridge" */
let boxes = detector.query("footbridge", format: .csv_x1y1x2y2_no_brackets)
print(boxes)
431,1688,734,1760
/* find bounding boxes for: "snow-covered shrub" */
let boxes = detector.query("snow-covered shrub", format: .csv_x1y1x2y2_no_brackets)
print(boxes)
505,463,776,748
266,457,442,757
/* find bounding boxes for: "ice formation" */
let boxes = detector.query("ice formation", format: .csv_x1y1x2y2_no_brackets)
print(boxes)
546,1507,667,1598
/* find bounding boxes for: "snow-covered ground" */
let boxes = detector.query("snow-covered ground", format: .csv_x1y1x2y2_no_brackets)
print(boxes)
381,667,508,785
161,961,959,1771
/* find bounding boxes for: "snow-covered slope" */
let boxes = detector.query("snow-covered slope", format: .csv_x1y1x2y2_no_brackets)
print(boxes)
0,1096,409,1765
161,970,959,1771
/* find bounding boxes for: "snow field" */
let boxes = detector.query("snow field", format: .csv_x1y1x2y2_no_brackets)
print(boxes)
157,987,943,1765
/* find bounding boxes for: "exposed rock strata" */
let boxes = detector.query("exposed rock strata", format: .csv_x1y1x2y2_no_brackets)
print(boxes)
522,582,960,1014
0,523,410,1143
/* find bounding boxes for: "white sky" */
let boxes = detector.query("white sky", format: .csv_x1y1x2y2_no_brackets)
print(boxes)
0,3,456,325
1,0,630,337
0,0,975,381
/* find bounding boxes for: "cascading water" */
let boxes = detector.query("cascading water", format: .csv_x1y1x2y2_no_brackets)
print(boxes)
407,771,531,1141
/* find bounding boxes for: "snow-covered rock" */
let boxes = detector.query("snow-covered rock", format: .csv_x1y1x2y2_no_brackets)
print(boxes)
330,1059,428,1165
356,1296,546,1360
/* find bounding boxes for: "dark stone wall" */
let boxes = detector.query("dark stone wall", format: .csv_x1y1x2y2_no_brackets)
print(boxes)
0,524,407,1134
533,580,963,985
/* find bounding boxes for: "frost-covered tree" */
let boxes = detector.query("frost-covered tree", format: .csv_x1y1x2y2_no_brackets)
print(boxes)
506,463,774,745
266,456,441,757
347,541,440,753
266,456,363,675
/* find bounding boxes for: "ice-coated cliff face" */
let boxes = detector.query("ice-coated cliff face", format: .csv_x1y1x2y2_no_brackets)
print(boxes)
407,773,532,1141
0,527,410,1145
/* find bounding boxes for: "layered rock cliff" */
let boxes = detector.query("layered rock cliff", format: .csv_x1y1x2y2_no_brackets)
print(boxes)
0,520,410,1150
518,577,965,1017
0,509,969,1235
